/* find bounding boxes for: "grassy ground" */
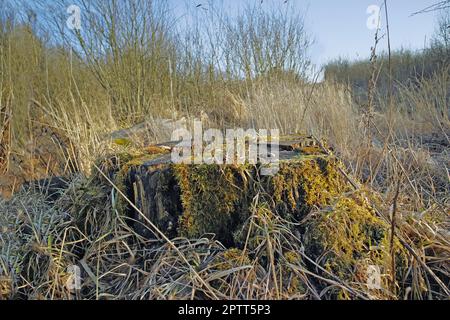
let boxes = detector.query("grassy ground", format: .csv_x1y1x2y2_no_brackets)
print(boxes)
0,1,448,300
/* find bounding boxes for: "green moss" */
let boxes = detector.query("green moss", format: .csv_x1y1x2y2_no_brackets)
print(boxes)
113,138,132,146
210,248,254,295
271,157,348,219
280,251,306,296
303,192,408,298
216,248,251,271
169,155,354,248
100,141,351,247
174,164,248,245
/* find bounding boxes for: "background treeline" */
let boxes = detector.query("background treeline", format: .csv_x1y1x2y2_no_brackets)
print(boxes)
324,11,449,107
0,0,311,136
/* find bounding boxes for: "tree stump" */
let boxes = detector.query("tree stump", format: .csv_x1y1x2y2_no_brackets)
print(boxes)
105,136,349,245
93,134,408,297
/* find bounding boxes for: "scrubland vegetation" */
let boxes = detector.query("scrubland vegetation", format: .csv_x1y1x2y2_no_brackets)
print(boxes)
0,1,448,300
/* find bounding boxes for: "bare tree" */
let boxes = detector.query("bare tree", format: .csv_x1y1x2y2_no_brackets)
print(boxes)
411,0,450,15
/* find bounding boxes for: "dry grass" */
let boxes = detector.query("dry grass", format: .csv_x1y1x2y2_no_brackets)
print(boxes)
1,64,448,301
0,0,448,300
1,150,447,300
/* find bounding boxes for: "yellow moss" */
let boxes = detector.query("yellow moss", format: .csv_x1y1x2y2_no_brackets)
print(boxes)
91,140,415,299
172,155,352,248
298,145,322,154
173,164,245,243
273,157,347,214
144,145,169,155
280,251,306,296
113,138,132,146
0,276,12,300
304,191,408,297
216,248,251,271
284,250,301,264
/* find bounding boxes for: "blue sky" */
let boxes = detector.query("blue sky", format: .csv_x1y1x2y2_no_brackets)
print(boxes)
304,0,440,66
174,0,442,68
20,0,443,69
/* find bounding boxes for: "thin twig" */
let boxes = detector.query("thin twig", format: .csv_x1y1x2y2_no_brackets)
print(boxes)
389,173,401,296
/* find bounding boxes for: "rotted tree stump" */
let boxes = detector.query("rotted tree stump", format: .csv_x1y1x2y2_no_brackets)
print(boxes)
103,135,351,246
94,134,408,297
0,129,415,299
